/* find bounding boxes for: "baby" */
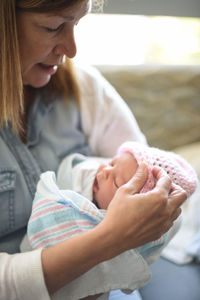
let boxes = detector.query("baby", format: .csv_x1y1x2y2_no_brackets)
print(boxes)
26,141,198,297
57,141,198,210
27,141,198,260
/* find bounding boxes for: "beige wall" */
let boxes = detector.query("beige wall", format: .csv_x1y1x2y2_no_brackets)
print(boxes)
98,65,200,150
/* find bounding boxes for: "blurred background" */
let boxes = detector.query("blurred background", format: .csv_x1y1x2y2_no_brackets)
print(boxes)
73,0,200,151
74,14,200,66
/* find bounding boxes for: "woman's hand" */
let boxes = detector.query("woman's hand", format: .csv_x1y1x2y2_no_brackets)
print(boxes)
99,163,187,258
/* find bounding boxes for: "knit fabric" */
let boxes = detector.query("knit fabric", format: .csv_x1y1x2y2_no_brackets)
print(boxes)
118,141,198,196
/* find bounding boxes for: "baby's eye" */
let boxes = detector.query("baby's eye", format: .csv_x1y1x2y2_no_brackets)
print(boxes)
109,161,115,167
113,177,119,188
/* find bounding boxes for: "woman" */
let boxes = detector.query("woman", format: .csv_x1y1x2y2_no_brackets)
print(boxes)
0,0,186,299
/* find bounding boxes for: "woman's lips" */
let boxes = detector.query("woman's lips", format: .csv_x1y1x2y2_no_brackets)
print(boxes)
38,63,58,75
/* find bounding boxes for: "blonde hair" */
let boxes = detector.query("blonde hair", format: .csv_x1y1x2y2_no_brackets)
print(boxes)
0,0,84,133
0,0,23,132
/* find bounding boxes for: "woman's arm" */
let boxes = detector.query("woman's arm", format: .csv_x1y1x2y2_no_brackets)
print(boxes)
0,250,50,300
41,164,186,295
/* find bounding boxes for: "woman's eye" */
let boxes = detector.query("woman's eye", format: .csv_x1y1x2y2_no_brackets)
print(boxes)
45,24,64,33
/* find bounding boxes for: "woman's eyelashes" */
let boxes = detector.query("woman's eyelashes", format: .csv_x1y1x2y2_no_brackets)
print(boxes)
44,20,79,33
44,23,64,33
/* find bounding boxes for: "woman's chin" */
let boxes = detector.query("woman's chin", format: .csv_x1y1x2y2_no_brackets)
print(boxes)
23,75,51,88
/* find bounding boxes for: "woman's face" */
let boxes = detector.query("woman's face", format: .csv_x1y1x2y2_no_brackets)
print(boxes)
16,0,90,88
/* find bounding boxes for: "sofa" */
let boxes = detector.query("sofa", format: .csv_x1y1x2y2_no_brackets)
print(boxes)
98,65,200,300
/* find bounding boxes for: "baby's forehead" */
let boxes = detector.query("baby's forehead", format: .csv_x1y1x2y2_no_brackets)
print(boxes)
109,152,135,168
113,152,138,182
113,151,134,161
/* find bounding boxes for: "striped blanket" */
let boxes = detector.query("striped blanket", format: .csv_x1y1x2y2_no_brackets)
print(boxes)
28,171,106,249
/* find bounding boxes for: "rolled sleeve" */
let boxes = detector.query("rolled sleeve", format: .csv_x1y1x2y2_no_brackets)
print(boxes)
0,249,50,300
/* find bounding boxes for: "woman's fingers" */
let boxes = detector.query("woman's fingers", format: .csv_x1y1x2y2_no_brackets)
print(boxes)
125,165,173,198
169,182,187,207
124,162,149,194
171,207,182,222
136,167,172,211
152,166,172,195
146,180,186,234
167,183,187,223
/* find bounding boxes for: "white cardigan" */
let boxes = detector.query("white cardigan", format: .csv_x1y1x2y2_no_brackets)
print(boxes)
0,64,147,300
78,63,147,157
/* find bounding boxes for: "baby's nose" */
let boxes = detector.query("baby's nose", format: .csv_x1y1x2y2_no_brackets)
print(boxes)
102,166,112,178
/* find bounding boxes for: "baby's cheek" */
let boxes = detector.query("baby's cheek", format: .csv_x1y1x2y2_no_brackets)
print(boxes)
99,189,116,209
98,196,110,209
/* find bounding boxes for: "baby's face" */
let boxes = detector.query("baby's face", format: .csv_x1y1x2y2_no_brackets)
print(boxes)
93,152,138,209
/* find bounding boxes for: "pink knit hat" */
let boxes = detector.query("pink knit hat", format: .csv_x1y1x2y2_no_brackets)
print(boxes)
118,141,198,196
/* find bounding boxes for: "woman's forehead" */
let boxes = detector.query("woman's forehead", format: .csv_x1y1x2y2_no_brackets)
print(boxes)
51,0,91,15
41,0,90,20
16,0,91,26
16,0,91,13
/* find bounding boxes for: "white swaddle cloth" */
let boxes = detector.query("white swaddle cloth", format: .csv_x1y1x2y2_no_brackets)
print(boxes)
57,153,107,200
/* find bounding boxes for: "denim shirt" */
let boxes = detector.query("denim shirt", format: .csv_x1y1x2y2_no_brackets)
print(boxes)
0,96,91,253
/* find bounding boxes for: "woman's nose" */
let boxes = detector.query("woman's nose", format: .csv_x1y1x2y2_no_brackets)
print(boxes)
53,26,77,59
